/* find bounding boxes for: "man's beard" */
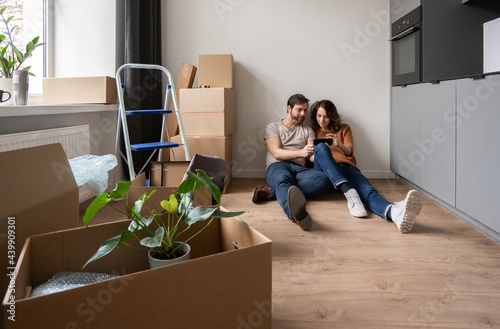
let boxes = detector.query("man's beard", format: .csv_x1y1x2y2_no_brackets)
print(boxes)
291,113,304,124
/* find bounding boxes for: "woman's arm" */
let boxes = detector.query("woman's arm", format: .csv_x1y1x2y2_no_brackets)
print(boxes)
325,134,352,156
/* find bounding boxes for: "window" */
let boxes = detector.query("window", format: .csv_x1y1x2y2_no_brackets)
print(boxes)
1,0,45,94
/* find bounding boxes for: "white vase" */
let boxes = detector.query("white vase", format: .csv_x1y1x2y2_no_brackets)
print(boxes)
0,78,14,105
148,242,191,269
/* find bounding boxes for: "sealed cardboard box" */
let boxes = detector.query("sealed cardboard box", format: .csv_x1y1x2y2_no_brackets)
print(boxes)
0,144,79,294
2,214,272,328
43,76,117,104
179,88,236,136
169,135,232,162
180,88,236,113
198,54,234,88
181,112,236,136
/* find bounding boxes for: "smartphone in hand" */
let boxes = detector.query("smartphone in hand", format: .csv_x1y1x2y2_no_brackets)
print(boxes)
313,138,333,146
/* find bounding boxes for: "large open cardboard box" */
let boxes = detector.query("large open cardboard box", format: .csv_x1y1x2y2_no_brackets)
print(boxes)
2,213,272,328
0,144,79,295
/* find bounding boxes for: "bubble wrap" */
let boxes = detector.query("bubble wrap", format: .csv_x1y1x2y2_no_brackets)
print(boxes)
69,154,117,195
30,271,119,298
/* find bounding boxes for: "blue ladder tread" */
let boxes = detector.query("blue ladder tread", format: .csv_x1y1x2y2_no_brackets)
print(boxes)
125,109,173,115
130,141,180,152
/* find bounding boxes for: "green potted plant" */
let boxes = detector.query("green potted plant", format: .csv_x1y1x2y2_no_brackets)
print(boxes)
0,6,43,78
0,6,44,105
82,169,244,269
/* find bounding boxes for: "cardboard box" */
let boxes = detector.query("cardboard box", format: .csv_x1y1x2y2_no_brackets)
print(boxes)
169,135,232,162
198,54,234,88
43,76,117,104
181,113,236,136
180,88,236,113
163,64,198,159
179,88,236,136
2,215,272,328
149,161,191,187
0,144,79,294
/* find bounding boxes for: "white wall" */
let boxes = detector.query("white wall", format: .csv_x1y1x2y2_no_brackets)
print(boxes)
163,0,392,178
51,0,116,77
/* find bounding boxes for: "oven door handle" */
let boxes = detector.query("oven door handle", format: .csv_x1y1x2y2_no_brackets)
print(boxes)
389,26,419,41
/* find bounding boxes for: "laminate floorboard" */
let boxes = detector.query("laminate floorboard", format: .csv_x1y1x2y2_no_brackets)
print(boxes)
79,178,500,328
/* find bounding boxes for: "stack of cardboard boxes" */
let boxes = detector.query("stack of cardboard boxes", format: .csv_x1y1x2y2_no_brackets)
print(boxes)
170,54,236,186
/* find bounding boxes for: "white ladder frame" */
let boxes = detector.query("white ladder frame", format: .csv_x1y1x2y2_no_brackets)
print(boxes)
115,63,190,179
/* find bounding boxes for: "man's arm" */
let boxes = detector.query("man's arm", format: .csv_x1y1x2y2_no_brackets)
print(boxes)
266,137,315,160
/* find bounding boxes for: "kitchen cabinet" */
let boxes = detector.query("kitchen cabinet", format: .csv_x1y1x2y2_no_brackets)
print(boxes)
391,81,456,205
420,81,456,206
391,84,422,185
456,74,500,234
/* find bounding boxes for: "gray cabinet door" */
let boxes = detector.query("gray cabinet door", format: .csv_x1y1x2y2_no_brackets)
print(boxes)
456,75,500,234
391,84,422,185
420,81,456,206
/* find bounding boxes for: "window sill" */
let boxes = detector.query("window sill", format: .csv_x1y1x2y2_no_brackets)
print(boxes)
0,103,118,117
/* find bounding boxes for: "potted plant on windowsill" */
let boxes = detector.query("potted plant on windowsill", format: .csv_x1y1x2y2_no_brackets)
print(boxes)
82,169,244,269
0,6,44,104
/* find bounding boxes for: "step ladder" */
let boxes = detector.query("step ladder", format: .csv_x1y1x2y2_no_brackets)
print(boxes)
115,63,190,179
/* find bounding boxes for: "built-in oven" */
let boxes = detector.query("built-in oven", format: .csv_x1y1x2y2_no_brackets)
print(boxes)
390,6,421,86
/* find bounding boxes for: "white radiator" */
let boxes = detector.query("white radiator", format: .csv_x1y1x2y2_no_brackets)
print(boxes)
0,125,93,202
0,125,90,158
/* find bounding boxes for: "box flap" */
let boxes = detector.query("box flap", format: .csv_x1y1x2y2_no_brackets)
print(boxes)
0,144,79,294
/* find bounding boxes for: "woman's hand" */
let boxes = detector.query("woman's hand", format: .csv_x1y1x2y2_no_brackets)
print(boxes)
325,134,339,147
325,133,352,156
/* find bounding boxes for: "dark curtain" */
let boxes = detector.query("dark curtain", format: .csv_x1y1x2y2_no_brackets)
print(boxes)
122,0,162,179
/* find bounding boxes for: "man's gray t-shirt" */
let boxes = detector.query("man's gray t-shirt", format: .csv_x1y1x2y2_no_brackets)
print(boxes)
264,120,315,169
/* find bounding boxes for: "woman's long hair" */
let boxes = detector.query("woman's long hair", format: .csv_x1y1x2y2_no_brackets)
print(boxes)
310,99,342,132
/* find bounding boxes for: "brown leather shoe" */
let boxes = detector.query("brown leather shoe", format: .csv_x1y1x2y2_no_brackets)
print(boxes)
252,185,271,203
287,186,313,231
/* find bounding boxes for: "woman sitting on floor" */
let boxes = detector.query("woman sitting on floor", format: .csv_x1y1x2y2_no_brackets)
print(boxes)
309,99,422,233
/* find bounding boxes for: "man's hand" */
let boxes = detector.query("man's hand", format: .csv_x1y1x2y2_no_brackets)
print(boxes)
302,144,315,158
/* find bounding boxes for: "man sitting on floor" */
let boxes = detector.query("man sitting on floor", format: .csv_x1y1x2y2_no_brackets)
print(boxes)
251,94,332,230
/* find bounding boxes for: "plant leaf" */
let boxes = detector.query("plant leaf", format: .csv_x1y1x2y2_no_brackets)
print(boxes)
211,209,245,218
183,206,216,225
188,170,222,204
131,190,155,217
177,191,194,214
160,193,178,215
11,44,23,63
82,193,111,226
109,181,132,199
128,214,154,232
82,230,132,269
140,227,164,248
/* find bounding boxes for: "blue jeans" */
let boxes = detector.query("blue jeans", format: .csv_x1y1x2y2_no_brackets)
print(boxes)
313,143,392,220
266,161,331,221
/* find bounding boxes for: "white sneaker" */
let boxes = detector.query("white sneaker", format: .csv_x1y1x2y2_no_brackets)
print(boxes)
344,188,367,218
390,190,422,233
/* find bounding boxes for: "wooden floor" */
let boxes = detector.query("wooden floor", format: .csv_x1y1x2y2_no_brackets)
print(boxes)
221,178,500,329
80,178,500,328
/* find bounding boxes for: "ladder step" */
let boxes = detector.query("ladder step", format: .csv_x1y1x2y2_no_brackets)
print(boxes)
130,141,180,152
125,109,173,115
